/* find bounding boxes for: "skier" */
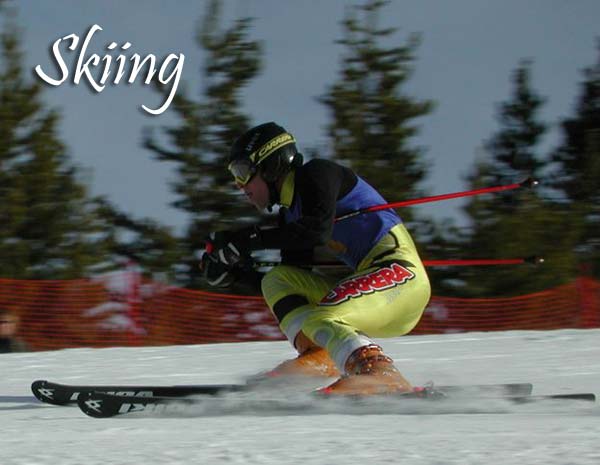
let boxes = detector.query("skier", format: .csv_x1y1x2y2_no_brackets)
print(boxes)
201,122,431,395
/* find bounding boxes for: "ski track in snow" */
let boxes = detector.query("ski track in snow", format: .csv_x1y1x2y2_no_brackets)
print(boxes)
1,329,600,465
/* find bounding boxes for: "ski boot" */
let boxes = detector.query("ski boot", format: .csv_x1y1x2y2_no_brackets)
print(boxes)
250,332,340,383
319,344,413,396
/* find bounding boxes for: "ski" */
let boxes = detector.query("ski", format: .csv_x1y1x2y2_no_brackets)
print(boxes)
31,379,533,406
79,391,198,418
31,379,245,406
78,388,595,419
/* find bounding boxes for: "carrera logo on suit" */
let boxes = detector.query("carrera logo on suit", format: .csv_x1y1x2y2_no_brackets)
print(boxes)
319,263,415,306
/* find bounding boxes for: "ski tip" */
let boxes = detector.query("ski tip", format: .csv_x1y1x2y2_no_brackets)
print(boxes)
31,380,78,406
30,380,44,395
77,392,113,418
31,380,53,404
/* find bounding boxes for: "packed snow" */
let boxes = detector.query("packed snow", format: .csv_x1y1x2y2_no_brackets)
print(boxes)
1,329,599,465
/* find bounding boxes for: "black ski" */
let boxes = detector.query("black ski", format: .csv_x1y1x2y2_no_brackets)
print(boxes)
32,379,533,406
31,379,245,406
79,391,198,418
78,389,595,419
77,388,452,418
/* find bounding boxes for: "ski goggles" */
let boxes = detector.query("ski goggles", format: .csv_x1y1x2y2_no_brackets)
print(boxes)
228,159,258,187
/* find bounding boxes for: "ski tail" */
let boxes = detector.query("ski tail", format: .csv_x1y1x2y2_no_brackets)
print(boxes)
509,393,596,403
434,382,532,397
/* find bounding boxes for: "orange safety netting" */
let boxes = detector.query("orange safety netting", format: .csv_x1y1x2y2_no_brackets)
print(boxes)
1,275,599,352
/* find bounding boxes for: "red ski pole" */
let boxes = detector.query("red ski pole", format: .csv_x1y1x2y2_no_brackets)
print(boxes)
255,257,544,268
421,257,544,267
335,177,538,222
208,178,542,268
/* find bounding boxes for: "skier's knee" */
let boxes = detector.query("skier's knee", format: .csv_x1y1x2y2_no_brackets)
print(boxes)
300,312,337,345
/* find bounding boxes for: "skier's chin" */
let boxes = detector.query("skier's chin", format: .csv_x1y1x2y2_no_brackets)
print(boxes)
254,201,268,211
248,198,266,211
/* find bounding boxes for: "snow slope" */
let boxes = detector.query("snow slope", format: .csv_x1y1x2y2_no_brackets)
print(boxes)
1,329,599,465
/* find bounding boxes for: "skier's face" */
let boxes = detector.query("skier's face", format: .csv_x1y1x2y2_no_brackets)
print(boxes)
239,172,270,211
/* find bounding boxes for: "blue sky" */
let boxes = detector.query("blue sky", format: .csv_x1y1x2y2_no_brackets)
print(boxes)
14,0,600,233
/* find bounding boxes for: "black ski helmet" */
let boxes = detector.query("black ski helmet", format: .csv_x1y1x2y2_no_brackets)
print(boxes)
228,122,302,187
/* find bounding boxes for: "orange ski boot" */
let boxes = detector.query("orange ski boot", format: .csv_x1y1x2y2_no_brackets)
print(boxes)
319,344,412,396
263,332,340,379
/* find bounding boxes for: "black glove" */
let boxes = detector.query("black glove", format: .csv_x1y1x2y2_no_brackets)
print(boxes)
200,226,262,288
200,251,236,288
205,226,262,266
206,232,244,266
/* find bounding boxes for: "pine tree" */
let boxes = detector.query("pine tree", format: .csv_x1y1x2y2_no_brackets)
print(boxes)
320,0,434,225
0,8,110,279
93,198,182,281
412,216,467,296
144,0,262,287
550,42,600,277
460,61,577,297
